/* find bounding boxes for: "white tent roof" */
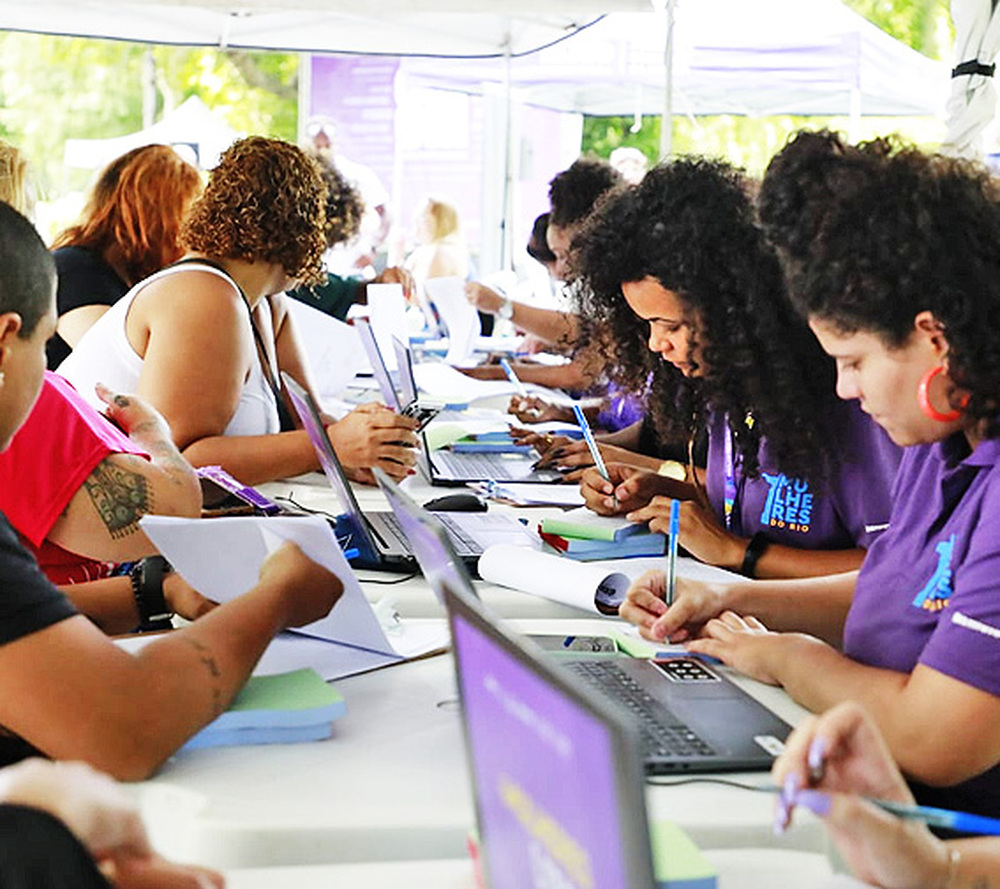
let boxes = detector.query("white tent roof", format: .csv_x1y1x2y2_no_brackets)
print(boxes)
0,1,647,57
404,1,949,117
62,95,240,170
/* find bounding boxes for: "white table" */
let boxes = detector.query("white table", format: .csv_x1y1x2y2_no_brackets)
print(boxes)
223,849,853,889
139,617,823,871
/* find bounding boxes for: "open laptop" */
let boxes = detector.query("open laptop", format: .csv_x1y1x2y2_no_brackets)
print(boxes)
420,426,563,486
375,467,792,774
283,373,535,572
355,318,440,429
447,560,658,889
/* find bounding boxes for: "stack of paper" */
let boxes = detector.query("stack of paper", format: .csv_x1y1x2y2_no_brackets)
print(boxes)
181,668,346,750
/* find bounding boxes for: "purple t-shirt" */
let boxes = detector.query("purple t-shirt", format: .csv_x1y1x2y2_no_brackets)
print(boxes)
844,434,1000,815
704,400,900,550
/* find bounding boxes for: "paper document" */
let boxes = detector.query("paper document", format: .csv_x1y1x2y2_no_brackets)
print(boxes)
423,276,479,366
284,298,367,401
477,544,631,615
139,515,448,679
367,283,408,371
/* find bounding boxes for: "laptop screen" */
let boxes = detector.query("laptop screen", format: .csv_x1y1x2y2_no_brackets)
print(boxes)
356,319,402,411
392,335,419,409
447,589,655,889
375,467,475,600
282,373,378,557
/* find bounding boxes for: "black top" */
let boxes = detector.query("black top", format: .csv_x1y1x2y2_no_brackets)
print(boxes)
0,512,77,767
47,246,128,370
0,511,77,646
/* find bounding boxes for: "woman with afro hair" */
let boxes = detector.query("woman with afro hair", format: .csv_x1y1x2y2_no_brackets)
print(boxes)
576,157,899,580
59,136,417,487
624,136,1000,819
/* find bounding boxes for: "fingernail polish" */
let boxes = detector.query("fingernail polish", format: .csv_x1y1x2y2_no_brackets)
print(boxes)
807,737,826,783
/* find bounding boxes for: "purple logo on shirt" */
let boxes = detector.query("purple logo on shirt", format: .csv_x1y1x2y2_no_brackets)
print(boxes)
759,473,814,533
911,534,956,612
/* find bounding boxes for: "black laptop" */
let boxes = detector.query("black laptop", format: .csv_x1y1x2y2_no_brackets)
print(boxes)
283,373,535,572
374,467,792,774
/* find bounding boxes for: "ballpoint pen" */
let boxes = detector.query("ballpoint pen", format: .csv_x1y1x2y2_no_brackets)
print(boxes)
764,782,1000,835
573,403,616,506
666,498,680,607
499,358,528,399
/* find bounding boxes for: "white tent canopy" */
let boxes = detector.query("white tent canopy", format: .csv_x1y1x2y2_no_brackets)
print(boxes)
0,1,647,57
402,1,948,119
63,95,239,170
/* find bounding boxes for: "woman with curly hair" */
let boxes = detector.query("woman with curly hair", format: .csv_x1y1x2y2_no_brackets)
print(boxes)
624,137,1000,817
59,136,417,486
47,144,203,369
577,158,899,579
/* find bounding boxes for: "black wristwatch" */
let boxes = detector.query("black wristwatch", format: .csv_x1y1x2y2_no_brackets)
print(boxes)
740,533,770,579
129,556,175,632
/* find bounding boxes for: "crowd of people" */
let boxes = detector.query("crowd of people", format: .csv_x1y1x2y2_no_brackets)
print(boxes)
2,118,1000,886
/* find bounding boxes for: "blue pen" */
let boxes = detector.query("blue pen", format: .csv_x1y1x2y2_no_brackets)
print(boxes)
763,783,1000,835
573,404,609,481
666,498,680,607
499,358,528,398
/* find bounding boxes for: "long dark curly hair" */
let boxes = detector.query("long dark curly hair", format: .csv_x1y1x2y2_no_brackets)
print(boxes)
778,139,1000,438
182,136,326,286
571,157,836,480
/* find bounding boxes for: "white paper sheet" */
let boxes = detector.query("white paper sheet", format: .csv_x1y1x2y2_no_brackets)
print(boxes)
284,298,367,401
423,276,480,366
477,544,631,615
367,283,408,372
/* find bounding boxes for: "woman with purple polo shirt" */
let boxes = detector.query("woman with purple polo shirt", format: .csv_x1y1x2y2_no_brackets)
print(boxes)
622,136,1000,818
574,159,899,579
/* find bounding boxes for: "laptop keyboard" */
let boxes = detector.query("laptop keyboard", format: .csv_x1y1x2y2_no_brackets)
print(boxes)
378,510,478,556
435,451,520,480
566,660,715,759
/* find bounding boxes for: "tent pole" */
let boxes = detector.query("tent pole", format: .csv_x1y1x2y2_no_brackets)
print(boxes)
659,0,676,161
502,30,514,271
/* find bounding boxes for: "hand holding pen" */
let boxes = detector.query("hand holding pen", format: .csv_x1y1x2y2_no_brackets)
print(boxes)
772,702,969,887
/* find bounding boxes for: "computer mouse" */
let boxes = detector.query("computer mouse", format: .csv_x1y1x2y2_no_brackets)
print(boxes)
422,493,488,513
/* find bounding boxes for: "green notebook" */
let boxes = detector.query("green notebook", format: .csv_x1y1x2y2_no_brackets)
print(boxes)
182,668,346,750
540,510,648,542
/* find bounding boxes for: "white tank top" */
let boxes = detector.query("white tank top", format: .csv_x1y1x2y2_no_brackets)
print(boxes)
57,263,281,437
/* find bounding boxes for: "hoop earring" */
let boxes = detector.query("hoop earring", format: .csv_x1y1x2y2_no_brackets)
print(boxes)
917,365,965,423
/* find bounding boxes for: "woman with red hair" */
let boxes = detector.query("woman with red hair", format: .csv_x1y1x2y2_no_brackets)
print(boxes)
47,144,202,368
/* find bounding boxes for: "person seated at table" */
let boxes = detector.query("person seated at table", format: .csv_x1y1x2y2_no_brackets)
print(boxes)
0,757,223,888
774,702,995,888
0,141,209,632
406,197,469,282
0,200,342,779
621,138,1000,817
0,373,213,633
287,156,416,320
576,158,899,579
58,136,418,487
47,144,203,369
464,157,624,389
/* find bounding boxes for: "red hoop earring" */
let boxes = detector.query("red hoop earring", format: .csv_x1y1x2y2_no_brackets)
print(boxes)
917,365,965,423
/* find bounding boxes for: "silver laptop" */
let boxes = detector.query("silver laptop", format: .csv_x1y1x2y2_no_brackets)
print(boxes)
375,467,791,774
282,373,535,572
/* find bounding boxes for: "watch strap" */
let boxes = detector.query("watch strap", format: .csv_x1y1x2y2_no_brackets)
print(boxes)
130,556,174,632
739,532,770,579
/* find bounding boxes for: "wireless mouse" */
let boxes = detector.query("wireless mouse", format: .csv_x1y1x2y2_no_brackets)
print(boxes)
422,493,488,513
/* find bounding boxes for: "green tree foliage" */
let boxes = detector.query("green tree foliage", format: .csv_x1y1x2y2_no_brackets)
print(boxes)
0,32,298,199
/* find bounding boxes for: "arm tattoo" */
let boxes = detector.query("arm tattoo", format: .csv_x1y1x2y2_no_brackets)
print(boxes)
182,636,224,717
83,459,152,539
